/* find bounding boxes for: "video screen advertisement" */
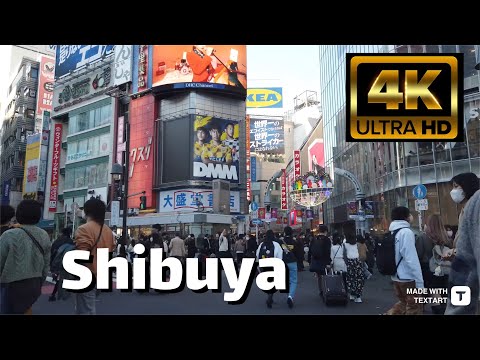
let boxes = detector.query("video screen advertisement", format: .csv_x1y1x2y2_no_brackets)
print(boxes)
193,115,240,184
152,45,246,93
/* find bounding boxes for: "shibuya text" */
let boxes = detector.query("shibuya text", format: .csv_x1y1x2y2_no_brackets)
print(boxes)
61,245,287,304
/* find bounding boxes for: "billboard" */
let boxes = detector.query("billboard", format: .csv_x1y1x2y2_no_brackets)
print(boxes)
250,118,284,154
246,88,283,108
246,115,251,201
23,133,41,199
152,45,246,91
193,115,240,183
251,156,257,182
53,64,113,113
49,124,62,212
113,45,133,86
308,139,325,173
36,56,55,117
55,45,115,79
159,189,240,213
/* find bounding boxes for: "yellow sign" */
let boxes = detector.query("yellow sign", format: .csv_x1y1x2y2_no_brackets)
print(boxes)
346,54,463,141
23,133,41,199
246,88,283,108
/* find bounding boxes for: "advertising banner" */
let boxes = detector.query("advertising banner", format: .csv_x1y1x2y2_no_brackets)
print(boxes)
271,208,278,220
258,207,266,219
308,139,325,173
347,201,358,219
22,133,41,199
246,115,251,201
294,150,301,178
246,88,283,108
152,45,246,91
49,124,62,212
113,45,133,86
137,45,148,92
281,169,287,210
36,56,54,117
306,209,314,220
250,118,284,154
53,64,114,113
159,189,240,213
193,115,240,183
365,200,374,218
55,45,115,78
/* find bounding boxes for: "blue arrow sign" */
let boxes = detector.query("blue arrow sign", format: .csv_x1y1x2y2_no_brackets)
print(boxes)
251,219,263,225
413,184,427,199
251,201,259,211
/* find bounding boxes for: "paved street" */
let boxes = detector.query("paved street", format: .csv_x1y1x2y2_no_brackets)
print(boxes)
34,268,402,315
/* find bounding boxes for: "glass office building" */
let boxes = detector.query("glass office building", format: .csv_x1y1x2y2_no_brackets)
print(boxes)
319,45,480,236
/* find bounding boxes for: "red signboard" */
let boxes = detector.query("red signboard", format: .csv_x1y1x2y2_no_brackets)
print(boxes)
127,94,156,209
258,207,266,219
246,115,251,201
281,168,287,210
294,150,301,178
48,124,62,212
36,56,54,116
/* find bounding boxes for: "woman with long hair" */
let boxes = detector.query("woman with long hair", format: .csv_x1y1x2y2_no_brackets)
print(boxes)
425,214,452,314
343,231,365,303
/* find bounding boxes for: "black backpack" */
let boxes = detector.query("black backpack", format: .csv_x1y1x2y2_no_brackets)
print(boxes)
376,228,408,276
258,241,275,259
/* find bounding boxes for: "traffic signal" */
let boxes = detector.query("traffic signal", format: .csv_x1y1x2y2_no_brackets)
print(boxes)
266,205,271,212
140,196,147,210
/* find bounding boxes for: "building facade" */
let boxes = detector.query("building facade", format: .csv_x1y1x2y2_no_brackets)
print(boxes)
319,45,480,236
1,58,39,207
45,45,125,236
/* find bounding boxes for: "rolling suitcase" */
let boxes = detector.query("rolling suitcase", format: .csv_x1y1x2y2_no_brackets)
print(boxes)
321,267,348,306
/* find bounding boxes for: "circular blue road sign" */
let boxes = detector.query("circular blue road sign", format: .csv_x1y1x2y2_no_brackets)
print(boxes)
413,184,427,199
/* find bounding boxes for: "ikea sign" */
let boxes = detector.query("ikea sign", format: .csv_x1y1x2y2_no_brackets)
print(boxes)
246,88,283,108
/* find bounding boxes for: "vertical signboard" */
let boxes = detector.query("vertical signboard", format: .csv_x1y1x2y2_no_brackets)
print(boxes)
294,150,301,178
22,133,41,199
137,45,148,92
116,116,125,165
271,208,278,220
246,115,251,202
49,124,62,212
250,156,257,183
113,45,133,86
36,56,54,120
281,169,287,210
258,207,266,219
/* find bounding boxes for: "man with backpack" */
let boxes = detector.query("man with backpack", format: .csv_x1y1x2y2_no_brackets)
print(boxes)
256,230,283,308
309,225,332,296
383,206,424,315
49,227,75,301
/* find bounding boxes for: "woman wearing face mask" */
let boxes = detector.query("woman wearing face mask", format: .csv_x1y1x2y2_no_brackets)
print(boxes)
449,173,480,249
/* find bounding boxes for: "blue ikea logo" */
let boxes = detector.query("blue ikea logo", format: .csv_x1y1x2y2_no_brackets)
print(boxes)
246,88,283,108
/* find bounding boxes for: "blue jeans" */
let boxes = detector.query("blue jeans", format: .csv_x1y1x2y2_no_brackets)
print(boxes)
75,288,96,315
287,262,298,299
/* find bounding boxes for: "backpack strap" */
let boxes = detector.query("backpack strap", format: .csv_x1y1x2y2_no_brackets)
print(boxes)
91,224,104,252
392,227,409,274
19,227,45,256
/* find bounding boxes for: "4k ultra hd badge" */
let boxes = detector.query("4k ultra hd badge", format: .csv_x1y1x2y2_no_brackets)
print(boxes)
346,54,463,142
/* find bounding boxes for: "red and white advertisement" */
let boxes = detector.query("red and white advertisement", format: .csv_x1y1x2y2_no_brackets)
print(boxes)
127,94,156,209
246,115,251,201
308,139,325,172
281,169,287,210
36,56,54,116
294,150,301,178
48,124,62,212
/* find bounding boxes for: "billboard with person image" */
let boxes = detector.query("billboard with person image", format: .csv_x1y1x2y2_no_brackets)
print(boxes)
193,115,240,183
152,45,246,92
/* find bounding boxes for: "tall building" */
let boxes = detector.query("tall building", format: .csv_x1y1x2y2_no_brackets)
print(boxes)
1,58,40,207
319,45,480,236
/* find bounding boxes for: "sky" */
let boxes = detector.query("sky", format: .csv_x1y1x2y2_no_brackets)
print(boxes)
247,45,321,112
0,45,321,114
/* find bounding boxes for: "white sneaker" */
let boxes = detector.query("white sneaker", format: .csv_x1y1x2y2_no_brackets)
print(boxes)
354,297,362,303
349,295,356,301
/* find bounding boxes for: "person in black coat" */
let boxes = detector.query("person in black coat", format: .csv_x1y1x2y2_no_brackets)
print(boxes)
309,225,332,296
0,205,15,236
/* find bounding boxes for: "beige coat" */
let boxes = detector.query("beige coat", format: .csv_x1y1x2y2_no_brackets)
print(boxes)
169,236,186,257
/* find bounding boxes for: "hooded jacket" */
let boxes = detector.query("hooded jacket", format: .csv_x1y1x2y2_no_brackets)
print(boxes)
389,220,424,288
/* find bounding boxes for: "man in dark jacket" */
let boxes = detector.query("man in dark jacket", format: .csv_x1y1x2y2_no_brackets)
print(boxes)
281,226,299,308
309,225,332,296
49,227,74,301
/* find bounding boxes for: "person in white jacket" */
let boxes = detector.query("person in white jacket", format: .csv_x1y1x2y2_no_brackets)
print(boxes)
385,206,424,315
